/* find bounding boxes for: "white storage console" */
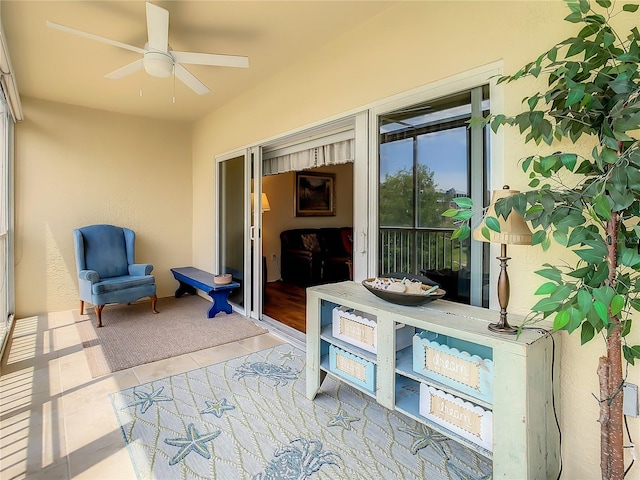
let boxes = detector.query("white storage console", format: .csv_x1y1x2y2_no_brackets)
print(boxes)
306,281,560,479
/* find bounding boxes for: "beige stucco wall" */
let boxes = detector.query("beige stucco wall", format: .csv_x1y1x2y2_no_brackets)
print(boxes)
190,2,639,478
14,97,193,317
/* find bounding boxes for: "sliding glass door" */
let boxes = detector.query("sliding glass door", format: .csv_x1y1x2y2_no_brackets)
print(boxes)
249,146,265,321
216,153,247,312
214,148,265,320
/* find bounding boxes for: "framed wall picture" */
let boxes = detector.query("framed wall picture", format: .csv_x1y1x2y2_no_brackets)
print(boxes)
295,172,336,217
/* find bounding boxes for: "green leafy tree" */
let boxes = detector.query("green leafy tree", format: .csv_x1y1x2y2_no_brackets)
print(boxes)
380,164,450,227
380,167,414,227
381,165,460,274
446,1,640,478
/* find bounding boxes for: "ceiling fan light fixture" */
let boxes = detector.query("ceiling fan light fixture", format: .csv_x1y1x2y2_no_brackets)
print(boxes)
143,51,173,78
46,2,249,96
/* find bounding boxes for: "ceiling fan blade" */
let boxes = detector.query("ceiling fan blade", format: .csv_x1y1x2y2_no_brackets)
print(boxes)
172,51,249,69
46,21,145,55
146,2,169,53
105,59,144,79
174,64,210,95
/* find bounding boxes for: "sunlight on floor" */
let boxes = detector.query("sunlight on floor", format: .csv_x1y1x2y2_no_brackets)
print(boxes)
4,317,39,364
0,307,287,479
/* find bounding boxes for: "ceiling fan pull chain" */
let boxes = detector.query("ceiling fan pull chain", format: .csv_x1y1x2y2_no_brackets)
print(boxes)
172,66,176,104
139,60,143,97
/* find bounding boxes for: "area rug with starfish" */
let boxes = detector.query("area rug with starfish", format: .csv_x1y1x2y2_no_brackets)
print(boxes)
110,344,492,479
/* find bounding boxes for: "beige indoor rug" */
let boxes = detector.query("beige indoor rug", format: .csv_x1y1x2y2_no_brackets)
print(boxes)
74,295,268,377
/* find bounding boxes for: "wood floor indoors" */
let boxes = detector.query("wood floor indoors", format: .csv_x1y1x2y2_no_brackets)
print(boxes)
263,281,306,333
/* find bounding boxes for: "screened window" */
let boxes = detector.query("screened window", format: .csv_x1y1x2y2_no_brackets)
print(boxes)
0,89,11,355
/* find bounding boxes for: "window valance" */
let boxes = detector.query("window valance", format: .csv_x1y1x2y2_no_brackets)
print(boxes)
262,131,354,176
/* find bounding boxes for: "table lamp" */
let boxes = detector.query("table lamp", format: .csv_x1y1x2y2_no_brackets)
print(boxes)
251,192,271,213
473,185,532,334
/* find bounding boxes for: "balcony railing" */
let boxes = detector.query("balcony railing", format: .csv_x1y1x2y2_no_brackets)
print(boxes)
379,227,469,276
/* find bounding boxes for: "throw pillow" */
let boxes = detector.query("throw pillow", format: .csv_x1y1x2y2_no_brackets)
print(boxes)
301,233,321,252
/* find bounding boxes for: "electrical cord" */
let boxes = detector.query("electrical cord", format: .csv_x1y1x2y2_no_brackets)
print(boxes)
521,326,563,480
623,415,635,477
548,332,563,480
522,325,640,479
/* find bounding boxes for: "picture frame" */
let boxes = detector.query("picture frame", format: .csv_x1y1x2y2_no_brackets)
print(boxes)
295,172,336,217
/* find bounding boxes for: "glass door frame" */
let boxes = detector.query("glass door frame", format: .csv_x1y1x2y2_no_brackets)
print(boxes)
214,149,250,317
214,147,266,321
213,63,504,324
249,146,265,321
367,63,505,308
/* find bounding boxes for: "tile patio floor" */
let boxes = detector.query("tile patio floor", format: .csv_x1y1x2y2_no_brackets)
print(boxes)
0,307,287,479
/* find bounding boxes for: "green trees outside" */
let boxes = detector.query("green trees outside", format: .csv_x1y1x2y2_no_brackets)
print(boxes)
379,165,464,275
379,164,455,229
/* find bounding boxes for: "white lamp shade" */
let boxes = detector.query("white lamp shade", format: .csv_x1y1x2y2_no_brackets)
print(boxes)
261,193,271,212
473,186,532,245
251,192,271,213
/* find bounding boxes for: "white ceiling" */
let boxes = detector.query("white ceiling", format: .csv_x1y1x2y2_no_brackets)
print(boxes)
1,1,395,123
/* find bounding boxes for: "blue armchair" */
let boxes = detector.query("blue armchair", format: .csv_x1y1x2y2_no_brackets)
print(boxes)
73,224,159,327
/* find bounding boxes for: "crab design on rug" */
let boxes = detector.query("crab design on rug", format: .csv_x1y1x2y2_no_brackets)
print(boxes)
253,437,341,480
233,361,299,386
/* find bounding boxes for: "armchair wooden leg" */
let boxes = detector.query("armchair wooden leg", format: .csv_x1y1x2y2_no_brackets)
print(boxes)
80,300,85,315
94,305,105,328
151,295,159,314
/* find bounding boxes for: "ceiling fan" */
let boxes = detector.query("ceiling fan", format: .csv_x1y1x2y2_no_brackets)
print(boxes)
46,2,249,95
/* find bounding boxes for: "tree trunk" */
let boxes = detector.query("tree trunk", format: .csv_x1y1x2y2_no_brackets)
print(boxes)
600,211,624,480
605,330,625,480
598,356,611,479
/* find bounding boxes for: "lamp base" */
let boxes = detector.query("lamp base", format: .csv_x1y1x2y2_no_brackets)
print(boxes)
491,245,518,335
488,322,518,335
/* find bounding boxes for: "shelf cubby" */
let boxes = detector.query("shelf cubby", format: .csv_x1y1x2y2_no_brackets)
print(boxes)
306,281,560,479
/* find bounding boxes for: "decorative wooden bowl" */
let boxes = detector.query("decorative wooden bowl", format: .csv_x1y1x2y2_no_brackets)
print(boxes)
214,273,232,285
362,278,445,306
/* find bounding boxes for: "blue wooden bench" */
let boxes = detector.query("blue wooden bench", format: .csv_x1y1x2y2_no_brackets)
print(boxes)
170,267,240,318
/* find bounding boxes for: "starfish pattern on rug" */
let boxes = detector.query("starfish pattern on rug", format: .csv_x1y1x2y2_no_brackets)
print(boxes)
121,386,173,414
279,349,301,363
326,408,360,430
398,423,449,456
110,345,494,479
200,398,236,418
446,459,492,480
164,423,221,466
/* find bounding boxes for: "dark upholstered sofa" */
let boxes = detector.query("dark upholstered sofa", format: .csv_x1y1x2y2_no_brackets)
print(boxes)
280,227,352,287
